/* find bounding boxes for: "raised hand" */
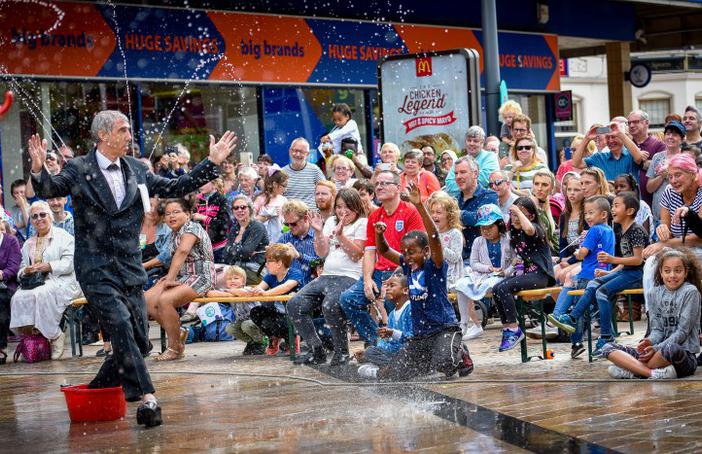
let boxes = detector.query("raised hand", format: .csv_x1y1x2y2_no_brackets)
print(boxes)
208,131,238,165
585,124,601,141
407,182,422,206
309,211,324,232
28,134,48,173
374,221,387,235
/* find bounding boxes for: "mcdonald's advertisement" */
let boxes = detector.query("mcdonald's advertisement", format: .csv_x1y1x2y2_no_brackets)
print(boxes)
380,54,471,155
0,1,559,91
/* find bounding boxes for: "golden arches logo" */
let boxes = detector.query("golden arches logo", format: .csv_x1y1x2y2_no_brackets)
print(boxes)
415,57,432,77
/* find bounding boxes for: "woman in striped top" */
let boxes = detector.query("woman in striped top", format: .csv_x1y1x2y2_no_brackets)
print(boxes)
504,137,548,196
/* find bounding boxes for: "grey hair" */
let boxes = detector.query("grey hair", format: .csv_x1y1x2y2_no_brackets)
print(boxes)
175,143,190,160
465,126,486,141
290,137,310,151
231,194,255,216
90,110,129,142
381,142,401,157
237,165,259,180
490,169,510,181
628,110,649,122
29,200,54,222
455,156,478,172
377,170,401,185
403,149,423,162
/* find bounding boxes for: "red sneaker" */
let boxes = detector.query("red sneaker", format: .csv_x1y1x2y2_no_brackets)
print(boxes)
265,337,281,356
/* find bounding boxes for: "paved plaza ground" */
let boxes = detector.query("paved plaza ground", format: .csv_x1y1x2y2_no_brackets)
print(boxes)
1,319,701,453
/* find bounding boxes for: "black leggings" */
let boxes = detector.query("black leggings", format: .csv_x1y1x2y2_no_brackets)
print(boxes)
493,272,550,325
249,305,289,339
0,289,11,350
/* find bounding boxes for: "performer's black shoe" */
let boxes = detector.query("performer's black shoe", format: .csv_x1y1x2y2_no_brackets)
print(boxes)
136,400,162,428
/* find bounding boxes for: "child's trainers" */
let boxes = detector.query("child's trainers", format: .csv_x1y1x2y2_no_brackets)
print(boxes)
498,327,524,352
592,337,614,357
357,364,379,379
462,324,483,341
265,337,281,356
458,347,474,377
571,343,586,359
608,365,636,379
547,313,576,334
650,365,677,380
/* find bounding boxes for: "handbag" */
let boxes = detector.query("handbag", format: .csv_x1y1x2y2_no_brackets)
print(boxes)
13,334,51,363
19,271,48,290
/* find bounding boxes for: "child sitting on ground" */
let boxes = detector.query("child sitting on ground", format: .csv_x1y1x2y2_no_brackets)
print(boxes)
203,266,267,356
548,196,616,358
605,247,701,379
357,183,473,380
492,197,556,352
454,204,515,341
550,193,647,356
355,272,412,366
248,243,303,355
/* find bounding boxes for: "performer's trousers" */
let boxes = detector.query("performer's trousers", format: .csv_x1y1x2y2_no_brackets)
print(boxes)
84,282,154,401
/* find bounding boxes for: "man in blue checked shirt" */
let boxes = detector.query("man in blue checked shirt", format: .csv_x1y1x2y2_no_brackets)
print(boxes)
277,200,319,286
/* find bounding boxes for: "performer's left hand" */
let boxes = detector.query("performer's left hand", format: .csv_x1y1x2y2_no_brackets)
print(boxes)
208,131,238,165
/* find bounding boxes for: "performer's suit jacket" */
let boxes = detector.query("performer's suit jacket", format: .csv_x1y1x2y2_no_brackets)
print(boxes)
31,149,219,288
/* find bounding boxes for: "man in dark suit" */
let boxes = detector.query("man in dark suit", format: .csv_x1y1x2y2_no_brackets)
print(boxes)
28,110,237,428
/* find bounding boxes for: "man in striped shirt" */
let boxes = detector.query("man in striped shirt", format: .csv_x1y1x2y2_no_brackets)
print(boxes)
283,137,326,210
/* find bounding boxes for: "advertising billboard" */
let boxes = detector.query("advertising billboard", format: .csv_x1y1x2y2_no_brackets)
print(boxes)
379,49,481,155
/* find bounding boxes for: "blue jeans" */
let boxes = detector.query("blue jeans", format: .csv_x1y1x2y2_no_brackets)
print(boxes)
339,270,394,344
552,277,588,344
570,268,643,340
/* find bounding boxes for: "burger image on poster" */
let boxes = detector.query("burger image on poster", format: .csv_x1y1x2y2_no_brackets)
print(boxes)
403,133,461,156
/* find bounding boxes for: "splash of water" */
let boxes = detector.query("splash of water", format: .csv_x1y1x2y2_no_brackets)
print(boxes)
0,0,65,45
0,65,68,150
148,52,224,160
105,0,135,150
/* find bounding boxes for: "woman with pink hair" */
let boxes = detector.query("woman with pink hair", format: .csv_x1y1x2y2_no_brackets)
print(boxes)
642,153,702,294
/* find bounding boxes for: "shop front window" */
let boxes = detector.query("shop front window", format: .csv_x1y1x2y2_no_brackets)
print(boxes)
261,87,367,166
140,83,260,164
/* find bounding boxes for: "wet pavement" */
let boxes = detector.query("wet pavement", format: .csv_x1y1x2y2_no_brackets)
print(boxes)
1,320,701,453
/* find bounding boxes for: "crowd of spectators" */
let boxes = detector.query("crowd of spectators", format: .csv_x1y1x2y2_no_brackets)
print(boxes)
2,101,702,382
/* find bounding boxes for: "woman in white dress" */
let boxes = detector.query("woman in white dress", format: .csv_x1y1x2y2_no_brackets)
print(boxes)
10,201,79,360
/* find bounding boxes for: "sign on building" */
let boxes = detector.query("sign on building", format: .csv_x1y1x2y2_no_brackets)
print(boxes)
378,49,481,155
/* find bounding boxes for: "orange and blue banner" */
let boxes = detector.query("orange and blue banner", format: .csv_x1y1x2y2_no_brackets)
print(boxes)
0,1,560,91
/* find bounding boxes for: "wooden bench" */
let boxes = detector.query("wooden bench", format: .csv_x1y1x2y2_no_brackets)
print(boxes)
515,287,562,363
567,288,643,362
67,295,299,360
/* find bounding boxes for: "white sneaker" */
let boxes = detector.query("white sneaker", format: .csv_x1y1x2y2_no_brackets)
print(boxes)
357,364,379,379
608,365,635,379
462,324,483,341
649,365,677,380
51,331,66,360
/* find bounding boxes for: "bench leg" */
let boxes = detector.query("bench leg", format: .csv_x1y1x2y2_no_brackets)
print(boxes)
538,300,547,360
586,308,594,363
516,300,529,363
160,326,167,353
627,295,635,336
67,307,77,357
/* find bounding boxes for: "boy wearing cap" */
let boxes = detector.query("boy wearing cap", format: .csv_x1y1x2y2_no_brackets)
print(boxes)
646,120,687,225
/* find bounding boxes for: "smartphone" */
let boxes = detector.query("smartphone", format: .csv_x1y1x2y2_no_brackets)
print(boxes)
596,126,611,135
378,162,392,171
240,152,253,166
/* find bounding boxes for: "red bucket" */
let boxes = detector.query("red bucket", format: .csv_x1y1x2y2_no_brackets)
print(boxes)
61,384,127,422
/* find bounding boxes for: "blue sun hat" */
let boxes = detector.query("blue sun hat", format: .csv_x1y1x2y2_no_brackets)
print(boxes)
475,204,503,226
